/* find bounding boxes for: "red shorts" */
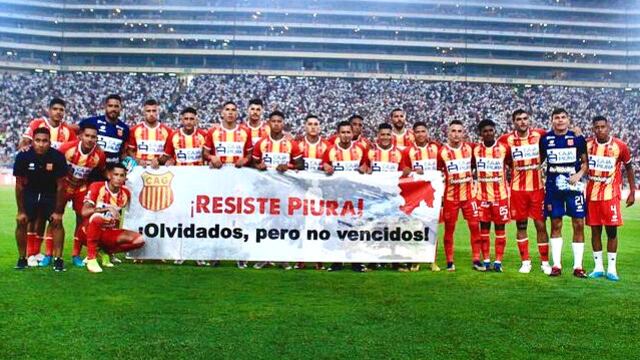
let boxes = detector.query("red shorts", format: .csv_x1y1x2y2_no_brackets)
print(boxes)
510,189,545,222
441,199,479,223
586,199,623,227
63,189,88,214
478,199,510,224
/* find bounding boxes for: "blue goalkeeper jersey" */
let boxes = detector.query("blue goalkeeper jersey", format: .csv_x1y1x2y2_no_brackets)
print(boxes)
79,115,129,164
539,130,586,192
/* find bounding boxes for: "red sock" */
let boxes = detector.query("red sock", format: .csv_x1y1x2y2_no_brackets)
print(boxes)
495,229,506,262
443,221,456,263
517,237,530,261
72,237,82,257
26,232,37,256
44,236,53,257
480,227,491,261
85,223,102,260
468,221,481,262
538,243,549,262
35,235,44,254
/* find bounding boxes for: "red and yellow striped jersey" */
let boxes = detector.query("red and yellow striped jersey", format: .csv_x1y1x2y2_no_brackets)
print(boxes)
127,123,172,161
23,118,76,149
327,134,372,152
252,135,303,169
498,128,545,192
58,140,106,192
204,124,252,165
401,142,440,172
367,144,404,172
164,128,207,166
322,142,366,172
83,181,131,229
438,143,475,201
392,128,415,150
296,137,330,171
586,137,631,201
473,141,510,202
245,121,270,145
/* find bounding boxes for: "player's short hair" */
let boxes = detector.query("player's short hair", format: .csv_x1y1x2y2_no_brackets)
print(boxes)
592,115,608,123
449,120,464,127
413,121,427,130
248,98,263,107
305,114,319,122
143,99,158,107
49,97,66,108
109,163,128,172
348,114,363,123
390,108,404,116
33,127,51,137
551,108,569,117
222,101,237,109
477,119,496,132
80,123,98,133
511,109,528,121
337,120,352,131
378,123,393,131
180,107,197,116
105,94,122,104
268,110,285,119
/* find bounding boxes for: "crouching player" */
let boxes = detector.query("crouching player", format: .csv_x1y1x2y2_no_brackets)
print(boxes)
80,163,145,273
586,116,635,281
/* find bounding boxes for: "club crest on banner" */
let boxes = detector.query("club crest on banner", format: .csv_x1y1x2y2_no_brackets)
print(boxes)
139,171,175,211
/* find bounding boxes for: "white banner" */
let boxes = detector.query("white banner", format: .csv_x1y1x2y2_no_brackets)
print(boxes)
123,167,444,263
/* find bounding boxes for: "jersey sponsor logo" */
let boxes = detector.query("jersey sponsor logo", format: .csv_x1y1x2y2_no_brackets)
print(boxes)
547,148,576,164
588,154,616,172
511,144,539,161
176,147,202,163
589,175,612,184
549,165,576,174
137,140,166,155
215,141,244,156
263,152,290,168
139,171,174,211
333,160,360,172
514,164,539,171
477,176,502,183
371,161,398,173
412,159,437,171
476,157,503,172
445,158,471,174
303,158,322,171
97,135,123,153
70,164,92,179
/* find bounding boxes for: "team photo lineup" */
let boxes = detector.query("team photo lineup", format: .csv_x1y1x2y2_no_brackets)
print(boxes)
13,93,635,278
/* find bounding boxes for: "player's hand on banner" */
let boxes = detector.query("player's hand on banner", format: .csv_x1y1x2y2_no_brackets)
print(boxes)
627,191,636,207
255,162,267,171
149,158,160,169
165,158,176,166
235,158,247,168
358,164,368,174
49,212,64,227
276,164,288,173
323,163,334,175
16,212,28,225
209,155,222,169
107,206,120,221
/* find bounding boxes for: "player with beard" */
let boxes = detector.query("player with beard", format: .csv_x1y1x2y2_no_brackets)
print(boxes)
127,99,172,168
79,94,130,166
389,108,415,150
328,115,372,151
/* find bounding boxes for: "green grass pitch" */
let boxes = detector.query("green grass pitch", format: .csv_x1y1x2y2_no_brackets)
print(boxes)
1,186,639,358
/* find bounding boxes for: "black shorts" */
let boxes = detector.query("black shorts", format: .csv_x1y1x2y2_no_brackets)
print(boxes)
24,191,56,221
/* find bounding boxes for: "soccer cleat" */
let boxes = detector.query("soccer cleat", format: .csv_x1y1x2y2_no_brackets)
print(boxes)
519,261,532,274
410,264,421,272
431,263,441,272
351,264,369,273
493,262,503,272
39,255,53,267
294,262,305,269
541,263,552,275
483,261,492,270
34,253,45,262
446,262,456,272
110,255,122,264
27,255,39,268
549,266,562,277
237,261,248,269
71,256,84,267
314,263,325,270
327,263,343,272
86,259,102,273
588,271,605,279
196,260,210,267
282,263,293,270
15,258,28,270
53,258,65,272
573,268,588,279
101,253,114,268
397,264,410,272
174,260,184,265
606,273,620,282
472,261,487,272
253,262,266,270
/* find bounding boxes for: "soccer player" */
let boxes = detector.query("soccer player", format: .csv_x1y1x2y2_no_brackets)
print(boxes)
400,121,441,272
327,115,372,151
127,99,172,168
243,98,270,145
203,101,252,169
389,108,415,150
474,120,510,272
80,164,145,273
438,120,483,272
586,116,635,281
539,108,589,278
47,123,106,267
79,94,130,166
13,128,68,271
161,107,208,166
19,98,76,150
498,109,551,274
323,121,368,272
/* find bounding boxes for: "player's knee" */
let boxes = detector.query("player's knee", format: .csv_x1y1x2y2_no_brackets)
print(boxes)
516,221,528,231
605,226,617,240
131,234,145,245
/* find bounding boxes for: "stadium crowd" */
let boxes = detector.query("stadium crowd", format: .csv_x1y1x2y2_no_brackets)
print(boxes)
1,71,638,180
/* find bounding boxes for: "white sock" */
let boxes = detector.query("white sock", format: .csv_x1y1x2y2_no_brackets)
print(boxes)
572,242,584,270
607,252,617,275
592,251,604,272
550,237,563,268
